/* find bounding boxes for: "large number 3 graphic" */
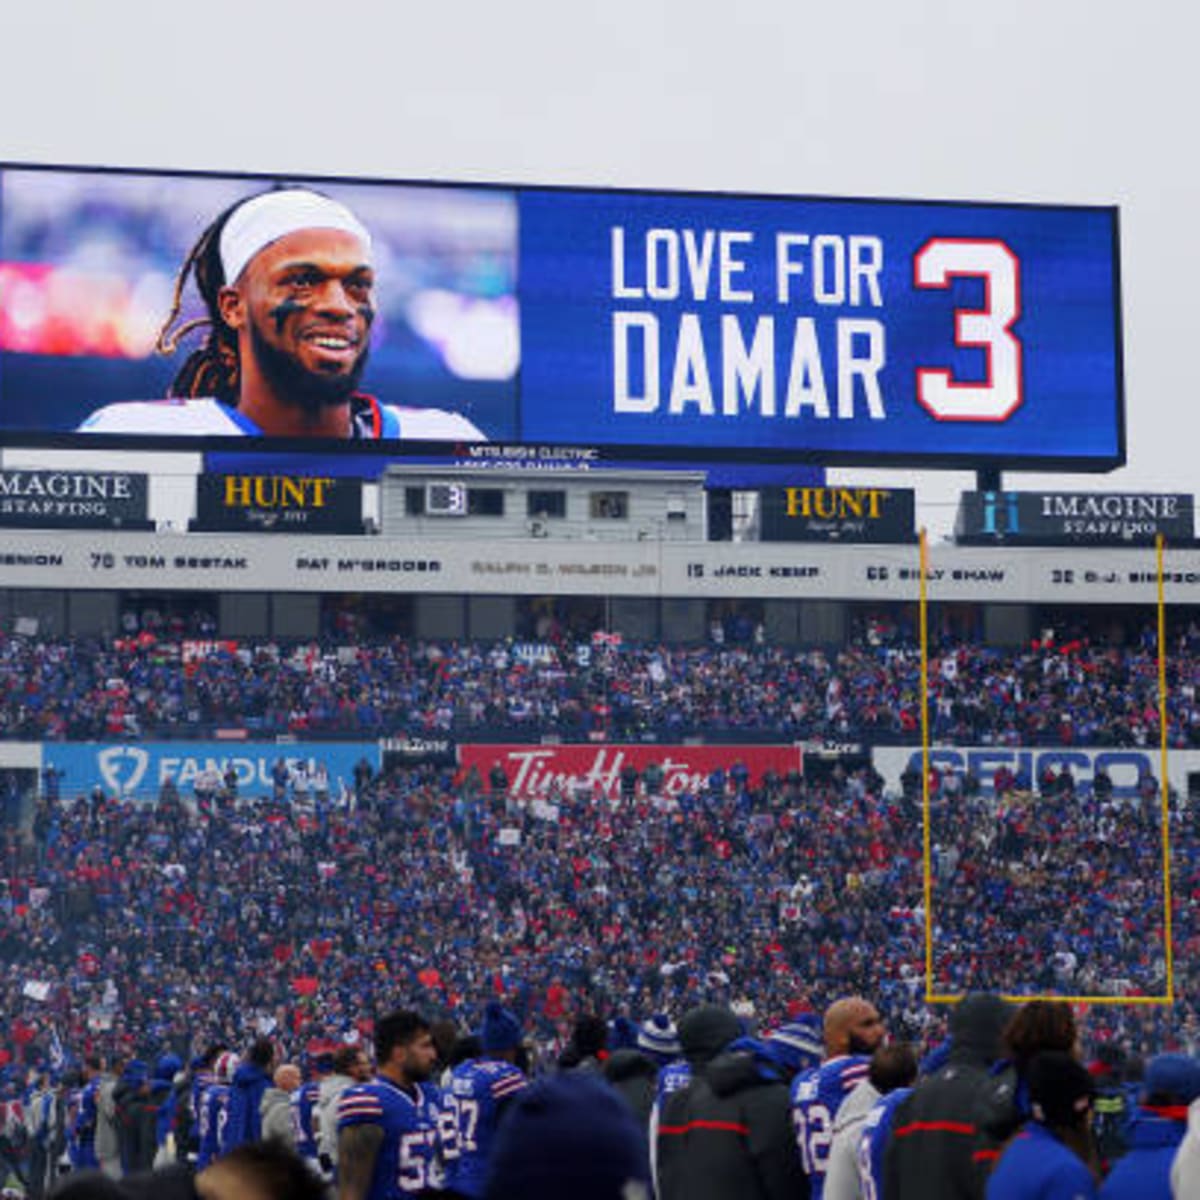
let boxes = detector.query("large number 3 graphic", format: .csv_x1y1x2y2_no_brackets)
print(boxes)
913,238,1022,422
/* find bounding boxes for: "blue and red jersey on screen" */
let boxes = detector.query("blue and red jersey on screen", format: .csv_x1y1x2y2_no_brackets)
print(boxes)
441,1058,528,1198
337,1076,444,1199
857,1086,912,1200
790,1054,871,1200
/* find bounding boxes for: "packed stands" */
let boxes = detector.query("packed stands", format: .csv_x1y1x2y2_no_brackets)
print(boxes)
0,616,1198,745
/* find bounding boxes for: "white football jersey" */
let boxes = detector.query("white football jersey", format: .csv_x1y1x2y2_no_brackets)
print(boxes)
78,395,485,440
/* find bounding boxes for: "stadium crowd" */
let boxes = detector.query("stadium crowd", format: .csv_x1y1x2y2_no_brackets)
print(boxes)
0,614,1193,1196
0,762,932,1074
0,757,1191,1096
930,779,1172,999
0,616,1198,745
10,990,1200,1199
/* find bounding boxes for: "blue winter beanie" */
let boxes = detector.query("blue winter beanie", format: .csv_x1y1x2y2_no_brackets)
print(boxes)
485,1073,650,1200
481,1002,523,1054
155,1054,183,1083
609,1016,639,1052
637,1014,681,1061
767,1015,824,1075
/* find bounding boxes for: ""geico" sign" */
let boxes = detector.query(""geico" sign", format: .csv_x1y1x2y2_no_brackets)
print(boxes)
873,746,1186,799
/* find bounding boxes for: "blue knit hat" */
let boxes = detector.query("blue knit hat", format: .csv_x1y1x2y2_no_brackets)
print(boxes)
609,1016,639,1052
485,1073,650,1200
154,1054,183,1083
637,1014,681,1061
481,1002,523,1054
1144,1053,1200,1104
767,1015,823,1074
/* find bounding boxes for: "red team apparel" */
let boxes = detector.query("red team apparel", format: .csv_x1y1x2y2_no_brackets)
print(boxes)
791,1054,871,1200
442,1058,528,1198
337,1076,446,1198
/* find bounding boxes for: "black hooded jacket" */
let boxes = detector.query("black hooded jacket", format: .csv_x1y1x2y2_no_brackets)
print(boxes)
657,1043,810,1200
603,1049,658,1126
884,993,1015,1200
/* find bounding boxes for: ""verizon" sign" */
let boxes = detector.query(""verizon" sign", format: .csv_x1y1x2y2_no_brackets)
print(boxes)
458,744,802,800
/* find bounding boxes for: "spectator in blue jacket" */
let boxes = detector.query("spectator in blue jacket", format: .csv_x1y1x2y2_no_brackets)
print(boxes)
221,1039,275,1155
987,1052,1098,1200
1099,1053,1200,1200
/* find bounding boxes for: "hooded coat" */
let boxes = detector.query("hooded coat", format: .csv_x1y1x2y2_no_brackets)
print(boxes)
603,1049,659,1126
259,1085,297,1147
1099,1107,1187,1200
986,1121,1097,1199
223,1060,272,1153
884,993,1016,1200
656,1041,810,1200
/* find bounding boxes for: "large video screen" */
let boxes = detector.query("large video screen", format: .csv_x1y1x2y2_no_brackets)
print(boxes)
0,165,1123,469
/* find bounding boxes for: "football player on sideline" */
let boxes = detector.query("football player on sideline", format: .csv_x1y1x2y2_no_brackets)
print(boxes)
791,997,888,1200
441,1002,528,1198
336,1010,443,1200
79,188,486,441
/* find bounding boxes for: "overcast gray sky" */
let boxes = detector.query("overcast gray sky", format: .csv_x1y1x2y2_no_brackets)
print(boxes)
0,0,1191,533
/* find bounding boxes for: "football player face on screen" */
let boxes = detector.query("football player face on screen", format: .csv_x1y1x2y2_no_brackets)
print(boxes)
218,227,376,432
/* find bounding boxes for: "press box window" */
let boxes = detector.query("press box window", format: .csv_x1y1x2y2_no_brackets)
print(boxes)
467,488,505,517
590,491,629,520
527,490,567,519
406,487,426,515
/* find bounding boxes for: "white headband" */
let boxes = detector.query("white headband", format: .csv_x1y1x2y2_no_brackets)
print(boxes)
219,190,373,284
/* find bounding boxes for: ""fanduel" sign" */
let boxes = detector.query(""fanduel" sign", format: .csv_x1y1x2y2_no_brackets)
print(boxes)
48,742,379,799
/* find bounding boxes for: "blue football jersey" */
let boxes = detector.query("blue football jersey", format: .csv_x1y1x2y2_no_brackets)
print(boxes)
66,1086,93,1169
197,1083,231,1169
442,1058,528,1198
790,1055,871,1200
291,1080,321,1162
190,1068,215,1130
654,1060,692,1109
337,1076,444,1199
858,1087,912,1200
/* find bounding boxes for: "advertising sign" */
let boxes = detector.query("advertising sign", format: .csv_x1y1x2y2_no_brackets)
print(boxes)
8,529,1200,604
957,491,1194,545
759,485,915,543
457,743,802,801
191,474,365,533
48,741,379,799
0,165,1122,470
381,736,457,768
0,469,151,529
873,745,1180,800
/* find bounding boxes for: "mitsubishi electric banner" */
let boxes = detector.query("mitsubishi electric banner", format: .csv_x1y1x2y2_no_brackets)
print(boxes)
48,742,379,799
0,164,1122,470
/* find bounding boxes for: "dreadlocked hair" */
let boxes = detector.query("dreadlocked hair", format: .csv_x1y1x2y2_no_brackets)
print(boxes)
155,199,247,404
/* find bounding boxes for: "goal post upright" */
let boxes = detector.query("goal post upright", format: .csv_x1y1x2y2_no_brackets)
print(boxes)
920,527,935,1004
922,535,1174,1007
1158,533,1176,1005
